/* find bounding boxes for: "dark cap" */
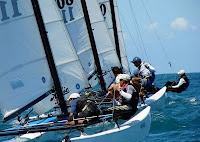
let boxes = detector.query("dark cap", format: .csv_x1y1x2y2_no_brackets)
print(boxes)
131,57,141,63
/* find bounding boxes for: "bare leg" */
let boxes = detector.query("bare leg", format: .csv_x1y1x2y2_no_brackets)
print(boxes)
131,77,141,92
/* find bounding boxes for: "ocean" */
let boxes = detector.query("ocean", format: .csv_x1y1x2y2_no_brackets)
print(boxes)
0,73,200,142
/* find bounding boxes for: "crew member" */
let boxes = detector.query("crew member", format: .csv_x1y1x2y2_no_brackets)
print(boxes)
131,57,155,91
165,70,189,93
65,93,100,126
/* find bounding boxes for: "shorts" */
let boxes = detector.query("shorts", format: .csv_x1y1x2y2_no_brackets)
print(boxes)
141,78,152,89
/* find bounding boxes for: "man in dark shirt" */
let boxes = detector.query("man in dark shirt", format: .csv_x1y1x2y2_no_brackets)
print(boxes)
65,93,100,126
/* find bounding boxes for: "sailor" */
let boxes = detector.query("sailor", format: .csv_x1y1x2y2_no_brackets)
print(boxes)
112,66,123,84
131,57,155,91
165,70,190,93
65,93,100,126
108,74,139,119
112,66,122,77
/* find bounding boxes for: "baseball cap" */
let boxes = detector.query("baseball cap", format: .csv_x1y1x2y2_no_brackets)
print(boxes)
131,57,141,63
67,93,80,100
178,70,185,75
116,74,130,84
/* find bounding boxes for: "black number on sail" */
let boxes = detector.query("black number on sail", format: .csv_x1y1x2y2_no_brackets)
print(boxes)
56,0,65,9
56,0,74,9
66,0,73,6
0,0,21,21
100,4,106,16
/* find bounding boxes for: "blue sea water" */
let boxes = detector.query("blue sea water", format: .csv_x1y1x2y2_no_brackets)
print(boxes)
0,73,200,142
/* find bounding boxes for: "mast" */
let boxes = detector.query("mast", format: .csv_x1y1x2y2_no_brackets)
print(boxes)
109,0,122,65
31,0,67,114
80,0,106,91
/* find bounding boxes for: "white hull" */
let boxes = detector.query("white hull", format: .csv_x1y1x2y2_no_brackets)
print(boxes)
18,106,151,141
138,87,167,110
71,106,151,142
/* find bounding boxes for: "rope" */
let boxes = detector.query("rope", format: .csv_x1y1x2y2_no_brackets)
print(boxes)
128,0,149,62
140,0,174,73
112,90,116,119
119,11,142,58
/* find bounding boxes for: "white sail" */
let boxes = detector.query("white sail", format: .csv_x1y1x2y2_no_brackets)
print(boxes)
57,0,121,88
56,0,98,87
33,0,90,115
98,0,130,73
0,0,53,119
86,0,121,87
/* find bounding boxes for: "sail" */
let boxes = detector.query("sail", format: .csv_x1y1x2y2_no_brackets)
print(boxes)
86,0,121,87
56,0,98,87
98,0,130,73
0,0,53,119
57,0,121,88
33,0,90,115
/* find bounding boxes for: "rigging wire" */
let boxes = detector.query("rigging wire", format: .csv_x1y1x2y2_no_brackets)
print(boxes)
112,90,116,120
139,0,174,73
128,0,149,62
118,11,142,58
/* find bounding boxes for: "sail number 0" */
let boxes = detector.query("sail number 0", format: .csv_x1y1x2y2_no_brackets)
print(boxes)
0,0,21,21
100,4,106,16
55,0,73,9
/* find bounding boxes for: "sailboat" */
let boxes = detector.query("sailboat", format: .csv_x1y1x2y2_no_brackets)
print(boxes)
0,0,154,141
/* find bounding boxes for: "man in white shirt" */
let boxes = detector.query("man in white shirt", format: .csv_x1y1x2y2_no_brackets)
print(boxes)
107,74,139,119
165,70,190,93
131,57,154,90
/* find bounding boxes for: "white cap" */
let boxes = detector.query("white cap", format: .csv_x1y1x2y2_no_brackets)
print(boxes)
178,70,185,75
67,93,80,100
116,74,130,84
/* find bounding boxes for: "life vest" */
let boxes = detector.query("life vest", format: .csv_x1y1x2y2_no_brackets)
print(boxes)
180,75,189,91
142,62,156,83
76,97,100,117
121,83,139,110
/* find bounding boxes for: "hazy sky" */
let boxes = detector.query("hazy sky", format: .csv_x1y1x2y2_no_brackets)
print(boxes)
117,0,200,74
